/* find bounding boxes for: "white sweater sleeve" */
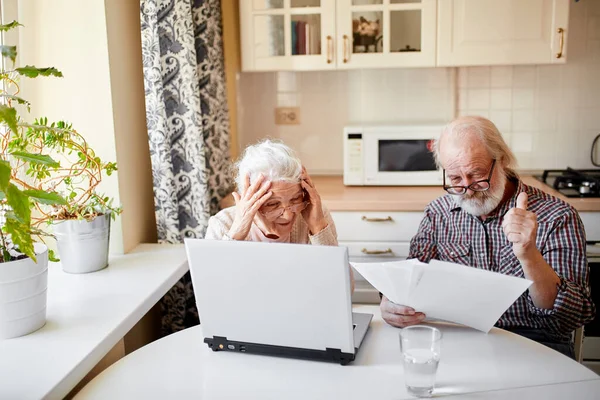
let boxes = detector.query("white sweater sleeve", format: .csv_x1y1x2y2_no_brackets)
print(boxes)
204,208,235,240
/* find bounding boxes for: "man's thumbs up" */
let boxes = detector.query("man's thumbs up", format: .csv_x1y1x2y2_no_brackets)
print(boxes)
516,192,528,210
503,190,537,260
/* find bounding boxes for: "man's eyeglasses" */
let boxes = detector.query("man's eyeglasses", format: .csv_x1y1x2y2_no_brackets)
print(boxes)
443,160,496,195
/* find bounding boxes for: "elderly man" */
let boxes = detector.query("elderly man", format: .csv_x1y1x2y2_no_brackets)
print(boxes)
381,116,595,358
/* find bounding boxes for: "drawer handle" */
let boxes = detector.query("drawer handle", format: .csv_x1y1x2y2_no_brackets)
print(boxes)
361,248,393,255
556,27,565,59
343,34,349,63
361,216,393,222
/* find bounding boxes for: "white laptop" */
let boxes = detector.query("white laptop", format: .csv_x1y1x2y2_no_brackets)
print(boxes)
185,239,373,365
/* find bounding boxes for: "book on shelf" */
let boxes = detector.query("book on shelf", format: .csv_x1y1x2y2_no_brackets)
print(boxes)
297,21,306,55
292,21,298,55
291,20,320,55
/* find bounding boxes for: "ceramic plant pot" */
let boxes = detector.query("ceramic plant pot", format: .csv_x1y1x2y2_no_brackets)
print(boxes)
0,243,49,339
53,213,111,274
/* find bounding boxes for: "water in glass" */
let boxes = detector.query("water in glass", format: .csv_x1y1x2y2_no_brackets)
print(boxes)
402,348,440,397
399,325,442,398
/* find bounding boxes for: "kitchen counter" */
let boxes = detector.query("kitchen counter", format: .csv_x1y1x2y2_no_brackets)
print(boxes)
312,176,600,212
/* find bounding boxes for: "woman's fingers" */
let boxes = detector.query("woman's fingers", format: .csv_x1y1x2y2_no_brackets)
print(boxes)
250,190,273,213
243,173,251,194
244,174,265,200
302,166,315,187
232,192,241,205
249,181,272,205
300,180,314,197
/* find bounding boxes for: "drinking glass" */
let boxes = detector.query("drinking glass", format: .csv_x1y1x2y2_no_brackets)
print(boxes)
399,325,442,398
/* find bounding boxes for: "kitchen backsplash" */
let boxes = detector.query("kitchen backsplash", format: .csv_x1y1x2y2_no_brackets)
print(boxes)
237,1,600,174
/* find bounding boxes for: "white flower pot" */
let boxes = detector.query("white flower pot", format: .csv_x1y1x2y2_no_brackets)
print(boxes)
0,243,49,339
53,214,111,274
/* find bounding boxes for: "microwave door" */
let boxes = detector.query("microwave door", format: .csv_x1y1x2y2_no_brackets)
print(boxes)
364,138,443,186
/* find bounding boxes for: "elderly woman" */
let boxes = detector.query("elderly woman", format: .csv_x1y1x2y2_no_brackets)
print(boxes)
206,140,353,288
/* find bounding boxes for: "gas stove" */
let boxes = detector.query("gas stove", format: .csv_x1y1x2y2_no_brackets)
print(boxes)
535,168,600,198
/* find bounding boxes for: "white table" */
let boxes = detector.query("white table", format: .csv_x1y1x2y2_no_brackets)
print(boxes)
75,305,600,399
0,244,188,400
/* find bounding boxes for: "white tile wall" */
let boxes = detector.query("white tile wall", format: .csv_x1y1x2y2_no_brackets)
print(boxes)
238,68,455,174
238,0,600,173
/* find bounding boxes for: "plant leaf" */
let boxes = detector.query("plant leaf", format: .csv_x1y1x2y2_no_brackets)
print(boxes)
0,21,22,32
0,45,17,63
15,66,63,78
0,160,10,191
0,104,18,134
6,183,31,225
0,94,31,107
10,151,60,167
48,249,59,262
23,189,67,205
4,218,36,262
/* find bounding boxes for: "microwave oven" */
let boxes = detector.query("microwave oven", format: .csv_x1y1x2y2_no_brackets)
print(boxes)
343,125,444,186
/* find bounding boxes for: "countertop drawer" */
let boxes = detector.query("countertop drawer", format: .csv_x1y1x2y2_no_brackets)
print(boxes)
341,241,411,259
332,211,423,241
343,242,410,305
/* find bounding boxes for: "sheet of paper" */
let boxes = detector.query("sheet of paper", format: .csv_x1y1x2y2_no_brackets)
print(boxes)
350,260,413,305
350,259,532,333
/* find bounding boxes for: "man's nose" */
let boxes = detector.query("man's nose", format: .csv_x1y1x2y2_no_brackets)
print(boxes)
462,177,476,194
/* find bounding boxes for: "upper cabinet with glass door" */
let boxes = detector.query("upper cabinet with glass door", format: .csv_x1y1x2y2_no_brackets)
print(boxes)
240,0,336,71
239,0,571,71
335,0,437,69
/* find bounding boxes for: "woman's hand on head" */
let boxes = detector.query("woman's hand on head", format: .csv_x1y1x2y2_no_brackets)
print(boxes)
228,173,272,240
300,167,327,235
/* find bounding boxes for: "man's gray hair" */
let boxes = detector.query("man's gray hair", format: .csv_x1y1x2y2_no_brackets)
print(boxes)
235,139,302,191
434,116,518,178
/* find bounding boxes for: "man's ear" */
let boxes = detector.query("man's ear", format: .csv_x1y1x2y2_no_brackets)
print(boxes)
499,155,510,170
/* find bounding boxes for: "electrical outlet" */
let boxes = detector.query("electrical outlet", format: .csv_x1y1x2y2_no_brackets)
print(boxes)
275,107,300,125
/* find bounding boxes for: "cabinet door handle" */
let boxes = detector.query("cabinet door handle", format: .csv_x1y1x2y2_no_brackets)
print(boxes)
361,248,393,255
326,35,333,64
343,34,349,63
556,27,565,59
361,216,393,222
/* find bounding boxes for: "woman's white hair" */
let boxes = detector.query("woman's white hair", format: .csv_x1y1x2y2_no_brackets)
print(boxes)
235,139,302,191
434,116,518,178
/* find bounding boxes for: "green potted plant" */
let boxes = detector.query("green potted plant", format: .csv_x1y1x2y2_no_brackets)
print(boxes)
0,18,122,337
0,21,68,338
15,117,121,274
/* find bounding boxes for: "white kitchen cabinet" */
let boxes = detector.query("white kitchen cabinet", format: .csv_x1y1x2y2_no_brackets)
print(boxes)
240,0,337,71
331,211,423,303
580,212,600,242
334,211,424,241
335,0,437,69
241,0,571,71
437,0,570,66
240,0,437,71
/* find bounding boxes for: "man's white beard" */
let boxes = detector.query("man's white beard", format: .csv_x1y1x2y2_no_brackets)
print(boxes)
454,172,507,217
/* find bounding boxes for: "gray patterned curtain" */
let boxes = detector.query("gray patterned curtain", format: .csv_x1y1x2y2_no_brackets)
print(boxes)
140,0,232,335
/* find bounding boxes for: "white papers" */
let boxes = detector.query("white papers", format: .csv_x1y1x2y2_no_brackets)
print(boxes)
350,259,532,333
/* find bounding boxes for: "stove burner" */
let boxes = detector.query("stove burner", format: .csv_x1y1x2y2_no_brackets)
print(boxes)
536,168,600,198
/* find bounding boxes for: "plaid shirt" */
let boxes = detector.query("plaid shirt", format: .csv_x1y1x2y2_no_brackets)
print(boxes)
409,179,595,340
